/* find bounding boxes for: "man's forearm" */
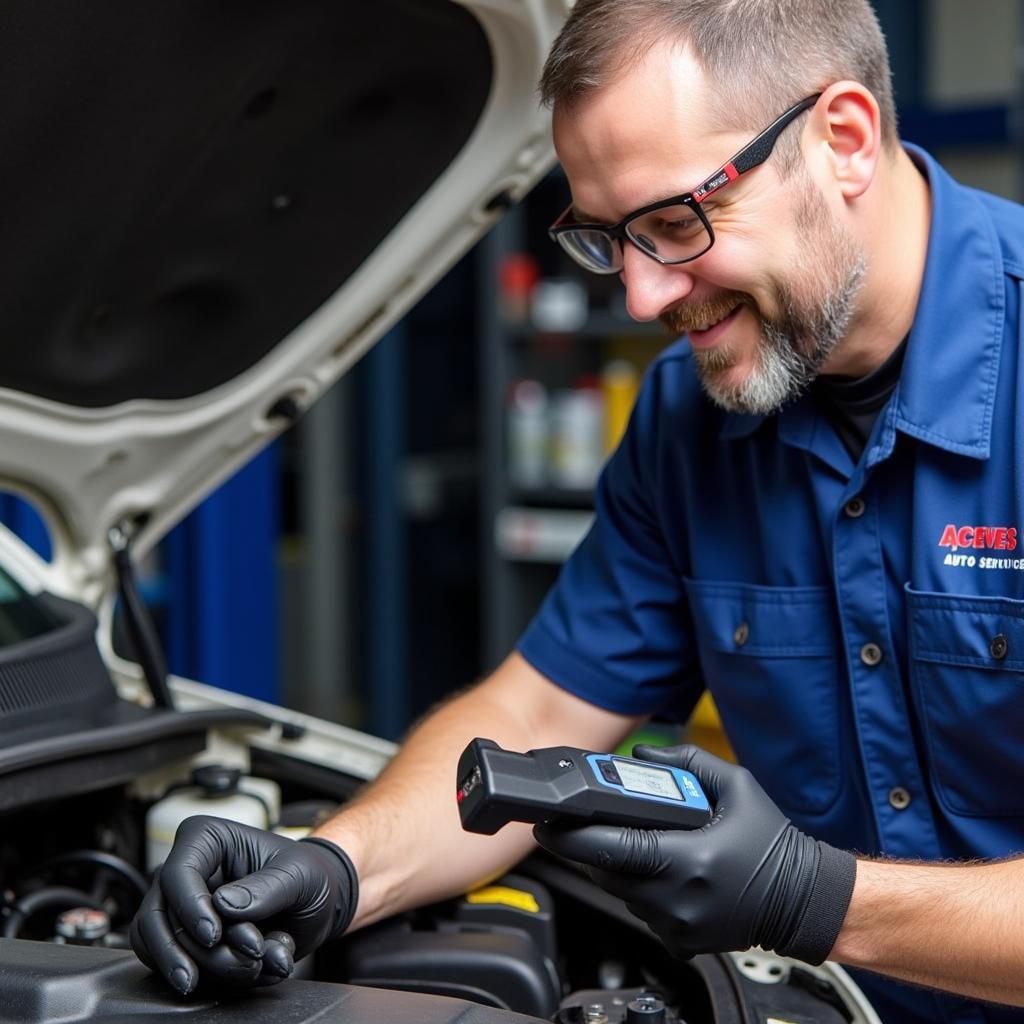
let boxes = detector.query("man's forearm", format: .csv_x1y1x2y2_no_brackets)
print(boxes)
311,653,643,931
313,680,537,930
831,856,1024,1005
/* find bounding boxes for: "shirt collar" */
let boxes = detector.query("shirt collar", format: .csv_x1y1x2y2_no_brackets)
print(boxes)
892,144,1004,460
719,144,1005,460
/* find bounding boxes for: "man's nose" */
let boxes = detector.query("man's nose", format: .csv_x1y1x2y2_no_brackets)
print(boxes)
619,243,697,322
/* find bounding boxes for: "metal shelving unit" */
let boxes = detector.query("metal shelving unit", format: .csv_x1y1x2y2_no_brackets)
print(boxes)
478,196,664,668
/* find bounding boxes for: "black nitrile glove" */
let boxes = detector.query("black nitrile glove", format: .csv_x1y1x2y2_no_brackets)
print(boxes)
534,745,855,965
130,815,358,995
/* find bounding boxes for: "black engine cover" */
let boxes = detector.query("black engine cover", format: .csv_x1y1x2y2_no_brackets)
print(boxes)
0,939,548,1024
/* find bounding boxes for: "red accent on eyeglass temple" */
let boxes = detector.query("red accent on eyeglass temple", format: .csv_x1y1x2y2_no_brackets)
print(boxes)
695,162,739,204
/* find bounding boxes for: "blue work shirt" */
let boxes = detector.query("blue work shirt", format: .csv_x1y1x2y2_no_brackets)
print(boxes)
517,145,1024,1024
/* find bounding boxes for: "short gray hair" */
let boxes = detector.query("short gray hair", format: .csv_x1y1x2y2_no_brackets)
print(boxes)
540,0,898,167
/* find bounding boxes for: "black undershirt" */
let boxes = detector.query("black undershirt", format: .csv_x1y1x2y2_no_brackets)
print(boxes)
813,338,908,461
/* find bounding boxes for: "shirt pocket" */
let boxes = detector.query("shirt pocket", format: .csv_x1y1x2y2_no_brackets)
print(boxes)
906,584,1024,818
683,578,842,817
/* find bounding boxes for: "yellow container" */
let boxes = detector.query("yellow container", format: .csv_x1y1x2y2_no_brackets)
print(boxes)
601,359,639,454
686,692,735,762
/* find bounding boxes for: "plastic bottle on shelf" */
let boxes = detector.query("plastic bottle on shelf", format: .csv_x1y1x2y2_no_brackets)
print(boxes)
531,278,589,333
549,378,605,490
498,253,539,324
507,379,549,489
602,360,640,454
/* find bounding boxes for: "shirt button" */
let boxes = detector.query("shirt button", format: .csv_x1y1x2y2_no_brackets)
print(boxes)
860,642,883,667
990,633,1008,660
888,786,911,811
733,622,750,647
844,496,866,518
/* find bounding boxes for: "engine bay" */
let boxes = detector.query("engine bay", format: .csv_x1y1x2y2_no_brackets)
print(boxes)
0,582,872,1023
0,751,869,1024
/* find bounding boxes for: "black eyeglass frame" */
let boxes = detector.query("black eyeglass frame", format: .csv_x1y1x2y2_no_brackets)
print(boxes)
548,93,822,274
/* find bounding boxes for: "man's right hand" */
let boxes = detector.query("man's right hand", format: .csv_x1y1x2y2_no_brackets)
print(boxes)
130,815,359,995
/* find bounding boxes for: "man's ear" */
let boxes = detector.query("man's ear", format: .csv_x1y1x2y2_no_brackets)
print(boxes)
808,81,882,200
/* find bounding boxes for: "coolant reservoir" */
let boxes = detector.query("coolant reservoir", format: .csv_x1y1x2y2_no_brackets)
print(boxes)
146,764,282,872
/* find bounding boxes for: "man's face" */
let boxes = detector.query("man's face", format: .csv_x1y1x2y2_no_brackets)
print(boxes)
552,44,867,414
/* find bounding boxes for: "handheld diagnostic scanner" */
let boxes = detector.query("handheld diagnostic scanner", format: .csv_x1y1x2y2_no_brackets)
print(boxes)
456,738,711,835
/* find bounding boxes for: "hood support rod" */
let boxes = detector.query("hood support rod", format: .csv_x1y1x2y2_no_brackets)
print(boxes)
108,521,175,710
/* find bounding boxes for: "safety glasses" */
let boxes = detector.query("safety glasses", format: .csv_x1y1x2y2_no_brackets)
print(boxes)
548,93,821,274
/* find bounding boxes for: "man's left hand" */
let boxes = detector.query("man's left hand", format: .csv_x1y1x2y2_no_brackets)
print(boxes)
533,744,856,965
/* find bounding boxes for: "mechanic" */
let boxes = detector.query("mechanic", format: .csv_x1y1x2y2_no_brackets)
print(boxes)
131,1,1024,1021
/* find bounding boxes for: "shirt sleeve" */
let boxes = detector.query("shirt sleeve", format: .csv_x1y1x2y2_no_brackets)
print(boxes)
516,358,704,721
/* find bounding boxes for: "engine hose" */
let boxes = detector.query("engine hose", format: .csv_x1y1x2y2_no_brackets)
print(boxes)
33,850,148,901
2,886,106,938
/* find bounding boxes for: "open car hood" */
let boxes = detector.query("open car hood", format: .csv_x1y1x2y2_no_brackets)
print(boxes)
0,0,564,605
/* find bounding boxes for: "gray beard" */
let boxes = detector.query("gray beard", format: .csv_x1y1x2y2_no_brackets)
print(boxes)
694,257,866,415
693,182,867,416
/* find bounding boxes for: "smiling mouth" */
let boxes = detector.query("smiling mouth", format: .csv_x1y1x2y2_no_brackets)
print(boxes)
660,293,749,338
685,304,744,349
690,304,741,333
